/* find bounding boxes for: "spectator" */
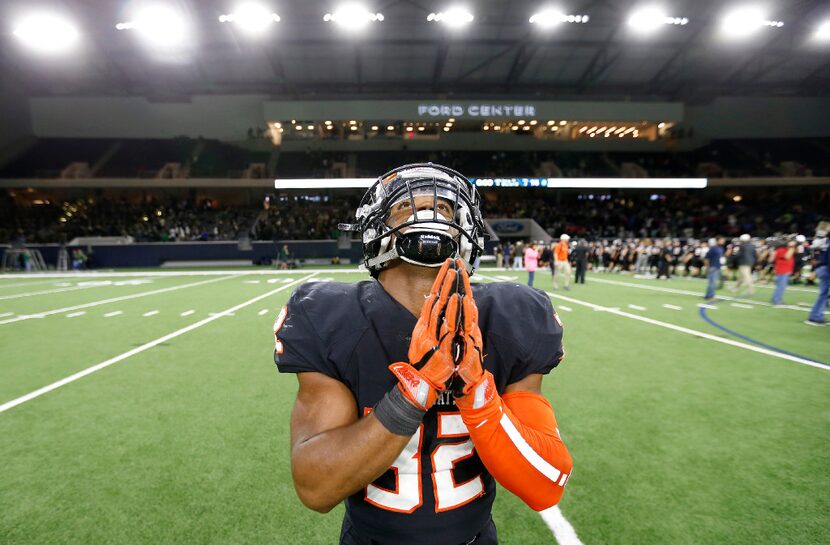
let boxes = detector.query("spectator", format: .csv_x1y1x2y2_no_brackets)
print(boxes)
805,234,828,326
512,241,524,270
524,242,539,287
731,234,757,295
704,237,724,300
494,244,503,269
771,239,796,305
572,239,589,285
553,234,571,290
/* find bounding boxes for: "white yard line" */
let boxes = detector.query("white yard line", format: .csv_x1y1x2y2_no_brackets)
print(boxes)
0,269,364,279
180,310,195,316
0,279,65,289
0,276,235,326
540,506,585,545
0,283,117,301
0,273,318,414
0,312,13,318
662,304,683,310
142,310,160,317
104,311,123,317
589,276,825,313
477,274,828,372
627,304,647,311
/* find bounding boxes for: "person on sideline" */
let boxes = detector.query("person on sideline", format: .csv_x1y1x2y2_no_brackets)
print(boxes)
771,239,796,305
805,236,829,326
524,242,539,287
572,239,589,285
731,234,757,295
704,237,724,300
553,234,571,290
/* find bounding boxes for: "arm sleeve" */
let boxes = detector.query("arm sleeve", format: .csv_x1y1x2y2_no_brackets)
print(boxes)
456,375,573,511
273,289,339,379
508,293,565,384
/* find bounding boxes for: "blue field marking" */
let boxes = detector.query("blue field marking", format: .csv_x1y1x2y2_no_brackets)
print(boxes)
698,306,830,368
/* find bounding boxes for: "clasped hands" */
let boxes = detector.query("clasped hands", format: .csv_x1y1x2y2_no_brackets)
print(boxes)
388,258,486,411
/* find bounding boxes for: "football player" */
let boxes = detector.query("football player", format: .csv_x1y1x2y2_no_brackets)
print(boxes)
274,163,572,545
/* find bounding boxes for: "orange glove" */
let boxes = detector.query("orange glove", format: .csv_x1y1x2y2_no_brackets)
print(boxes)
389,258,462,411
450,258,486,398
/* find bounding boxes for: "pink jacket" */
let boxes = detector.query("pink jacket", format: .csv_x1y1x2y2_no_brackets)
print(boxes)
524,247,539,272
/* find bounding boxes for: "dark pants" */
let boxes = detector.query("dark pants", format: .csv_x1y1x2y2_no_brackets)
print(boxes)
340,515,498,545
575,261,586,284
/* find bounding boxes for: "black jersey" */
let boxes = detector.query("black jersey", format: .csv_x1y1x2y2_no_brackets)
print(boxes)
275,279,565,545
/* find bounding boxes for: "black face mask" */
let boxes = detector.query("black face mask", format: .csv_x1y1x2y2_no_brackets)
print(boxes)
396,230,458,266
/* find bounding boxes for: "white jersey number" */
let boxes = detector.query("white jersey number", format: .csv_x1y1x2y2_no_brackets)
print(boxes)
366,412,484,513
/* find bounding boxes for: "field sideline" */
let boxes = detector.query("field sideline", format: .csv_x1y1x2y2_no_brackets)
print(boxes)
1,268,827,545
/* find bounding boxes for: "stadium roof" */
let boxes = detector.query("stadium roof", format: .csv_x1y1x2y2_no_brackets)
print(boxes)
3,0,830,101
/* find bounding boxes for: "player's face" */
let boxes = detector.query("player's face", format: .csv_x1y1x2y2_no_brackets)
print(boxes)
386,195,455,230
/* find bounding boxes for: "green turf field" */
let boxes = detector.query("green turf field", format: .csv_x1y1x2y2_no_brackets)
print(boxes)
1,268,827,545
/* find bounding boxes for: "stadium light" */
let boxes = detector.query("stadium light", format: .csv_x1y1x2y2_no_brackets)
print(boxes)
324,3,384,30
814,20,830,41
116,5,190,49
720,6,782,39
219,3,281,35
428,7,474,28
627,6,688,34
12,12,80,54
529,9,589,28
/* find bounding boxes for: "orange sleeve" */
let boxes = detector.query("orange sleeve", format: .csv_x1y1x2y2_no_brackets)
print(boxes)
456,372,573,511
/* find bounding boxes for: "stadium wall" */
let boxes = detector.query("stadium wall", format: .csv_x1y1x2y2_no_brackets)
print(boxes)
29,95,268,141
685,97,830,139
26,95,830,143
0,78,33,154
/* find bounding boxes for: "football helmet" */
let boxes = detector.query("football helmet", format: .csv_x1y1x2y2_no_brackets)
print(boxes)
340,163,487,276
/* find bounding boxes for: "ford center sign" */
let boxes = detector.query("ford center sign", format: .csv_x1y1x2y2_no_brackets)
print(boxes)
417,103,537,118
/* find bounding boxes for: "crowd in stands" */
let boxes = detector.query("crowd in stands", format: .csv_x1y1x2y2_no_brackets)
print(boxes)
2,187,826,245
483,188,827,240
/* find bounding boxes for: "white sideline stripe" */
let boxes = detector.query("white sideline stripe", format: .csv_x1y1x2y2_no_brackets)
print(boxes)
540,506,585,545
180,310,195,316
0,279,63,289
476,274,829,372
0,312,13,318
258,309,269,316
0,276,235,326
104,311,122,317
730,303,754,309
542,290,829,371
142,310,159,317
0,273,318,415
499,413,563,482
628,304,646,311
0,283,113,301
558,305,572,312
589,276,826,314
663,304,683,310
66,311,86,318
